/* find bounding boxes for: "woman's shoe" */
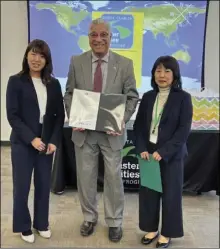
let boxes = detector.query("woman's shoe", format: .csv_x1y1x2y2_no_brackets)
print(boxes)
37,229,52,238
141,231,159,245
20,230,35,243
156,238,171,248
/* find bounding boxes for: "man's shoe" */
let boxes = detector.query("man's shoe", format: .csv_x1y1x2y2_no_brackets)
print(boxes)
141,231,159,245
108,227,123,242
80,221,97,236
156,238,171,248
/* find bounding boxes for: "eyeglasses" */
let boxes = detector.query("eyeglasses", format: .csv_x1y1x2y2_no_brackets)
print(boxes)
89,32,109,39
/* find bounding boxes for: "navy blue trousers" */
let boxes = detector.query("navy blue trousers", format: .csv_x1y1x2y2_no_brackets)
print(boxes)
11,142,53,233
139,142,184,238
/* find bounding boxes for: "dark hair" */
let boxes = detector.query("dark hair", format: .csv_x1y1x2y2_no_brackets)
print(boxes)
19,39,53,84
151,55,182,91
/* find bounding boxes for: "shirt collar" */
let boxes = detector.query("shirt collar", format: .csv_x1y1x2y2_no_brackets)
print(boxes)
92,51,109,63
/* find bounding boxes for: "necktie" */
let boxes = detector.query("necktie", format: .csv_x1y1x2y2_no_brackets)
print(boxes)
93,59,102,92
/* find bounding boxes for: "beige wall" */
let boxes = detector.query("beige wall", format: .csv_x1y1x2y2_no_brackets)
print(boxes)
1,1,28,141
1,1,219,141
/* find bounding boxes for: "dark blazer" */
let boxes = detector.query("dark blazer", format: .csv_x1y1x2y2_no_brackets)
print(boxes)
6,73,65,147
133,88,193,162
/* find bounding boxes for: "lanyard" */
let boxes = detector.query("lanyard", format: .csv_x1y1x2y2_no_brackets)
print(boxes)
152,95,165,134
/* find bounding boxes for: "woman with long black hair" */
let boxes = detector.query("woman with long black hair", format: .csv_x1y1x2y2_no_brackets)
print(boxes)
6,39,65,243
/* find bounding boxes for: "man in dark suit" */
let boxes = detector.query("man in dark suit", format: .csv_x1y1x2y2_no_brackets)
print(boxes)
64,18,139,242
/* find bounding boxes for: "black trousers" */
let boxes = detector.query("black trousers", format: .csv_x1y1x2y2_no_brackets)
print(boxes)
139,142,184,238
11,142,53,233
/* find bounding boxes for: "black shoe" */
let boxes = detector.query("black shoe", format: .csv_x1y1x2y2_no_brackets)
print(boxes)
141,232,159,245
109,227,123,242
80,221,97,236
156,238,171,248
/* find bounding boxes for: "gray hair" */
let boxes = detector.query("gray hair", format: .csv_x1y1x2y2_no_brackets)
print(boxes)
89,18,111,33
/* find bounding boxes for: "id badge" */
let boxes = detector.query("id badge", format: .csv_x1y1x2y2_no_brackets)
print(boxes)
149,133,158,144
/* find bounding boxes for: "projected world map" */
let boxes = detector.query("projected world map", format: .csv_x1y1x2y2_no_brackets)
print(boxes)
29,1,207,96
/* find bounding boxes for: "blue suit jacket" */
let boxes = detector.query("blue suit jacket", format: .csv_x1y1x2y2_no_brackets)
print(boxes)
6,73,65,147
133,88,193,162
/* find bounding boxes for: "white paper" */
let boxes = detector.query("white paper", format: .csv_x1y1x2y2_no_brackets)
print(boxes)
69,89,100,130
149,133,158,144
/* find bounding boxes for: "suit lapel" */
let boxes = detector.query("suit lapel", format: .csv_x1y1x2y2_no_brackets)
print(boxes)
81,50,119,92
105,51,119,92
23,74,39,108
45,83,51,114
147,91,157,129
148,91,157,113
82,51,93,91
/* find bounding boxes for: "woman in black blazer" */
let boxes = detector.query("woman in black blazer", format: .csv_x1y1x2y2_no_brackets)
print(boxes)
6,39,65,243
133,56,193,248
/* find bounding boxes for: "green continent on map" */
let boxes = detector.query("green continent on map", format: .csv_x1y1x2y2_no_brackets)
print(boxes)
77,36,90,52
123,5,206,38
172,49,191,64
100,19,131,39
36,3,89,35
113,25,131,39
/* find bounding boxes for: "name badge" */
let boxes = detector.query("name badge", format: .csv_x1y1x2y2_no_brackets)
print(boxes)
149,133,157,144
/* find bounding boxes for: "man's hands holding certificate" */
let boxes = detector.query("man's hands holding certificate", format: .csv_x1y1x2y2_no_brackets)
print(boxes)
73,121,125,135
106,120,125,136
72,127,85,131
72,121,125,135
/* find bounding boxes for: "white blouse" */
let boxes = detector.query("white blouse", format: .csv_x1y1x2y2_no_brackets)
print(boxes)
32,77,47,124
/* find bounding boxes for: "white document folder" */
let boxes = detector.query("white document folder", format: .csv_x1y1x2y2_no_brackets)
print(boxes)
69,89,100,130
68,89,126,133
